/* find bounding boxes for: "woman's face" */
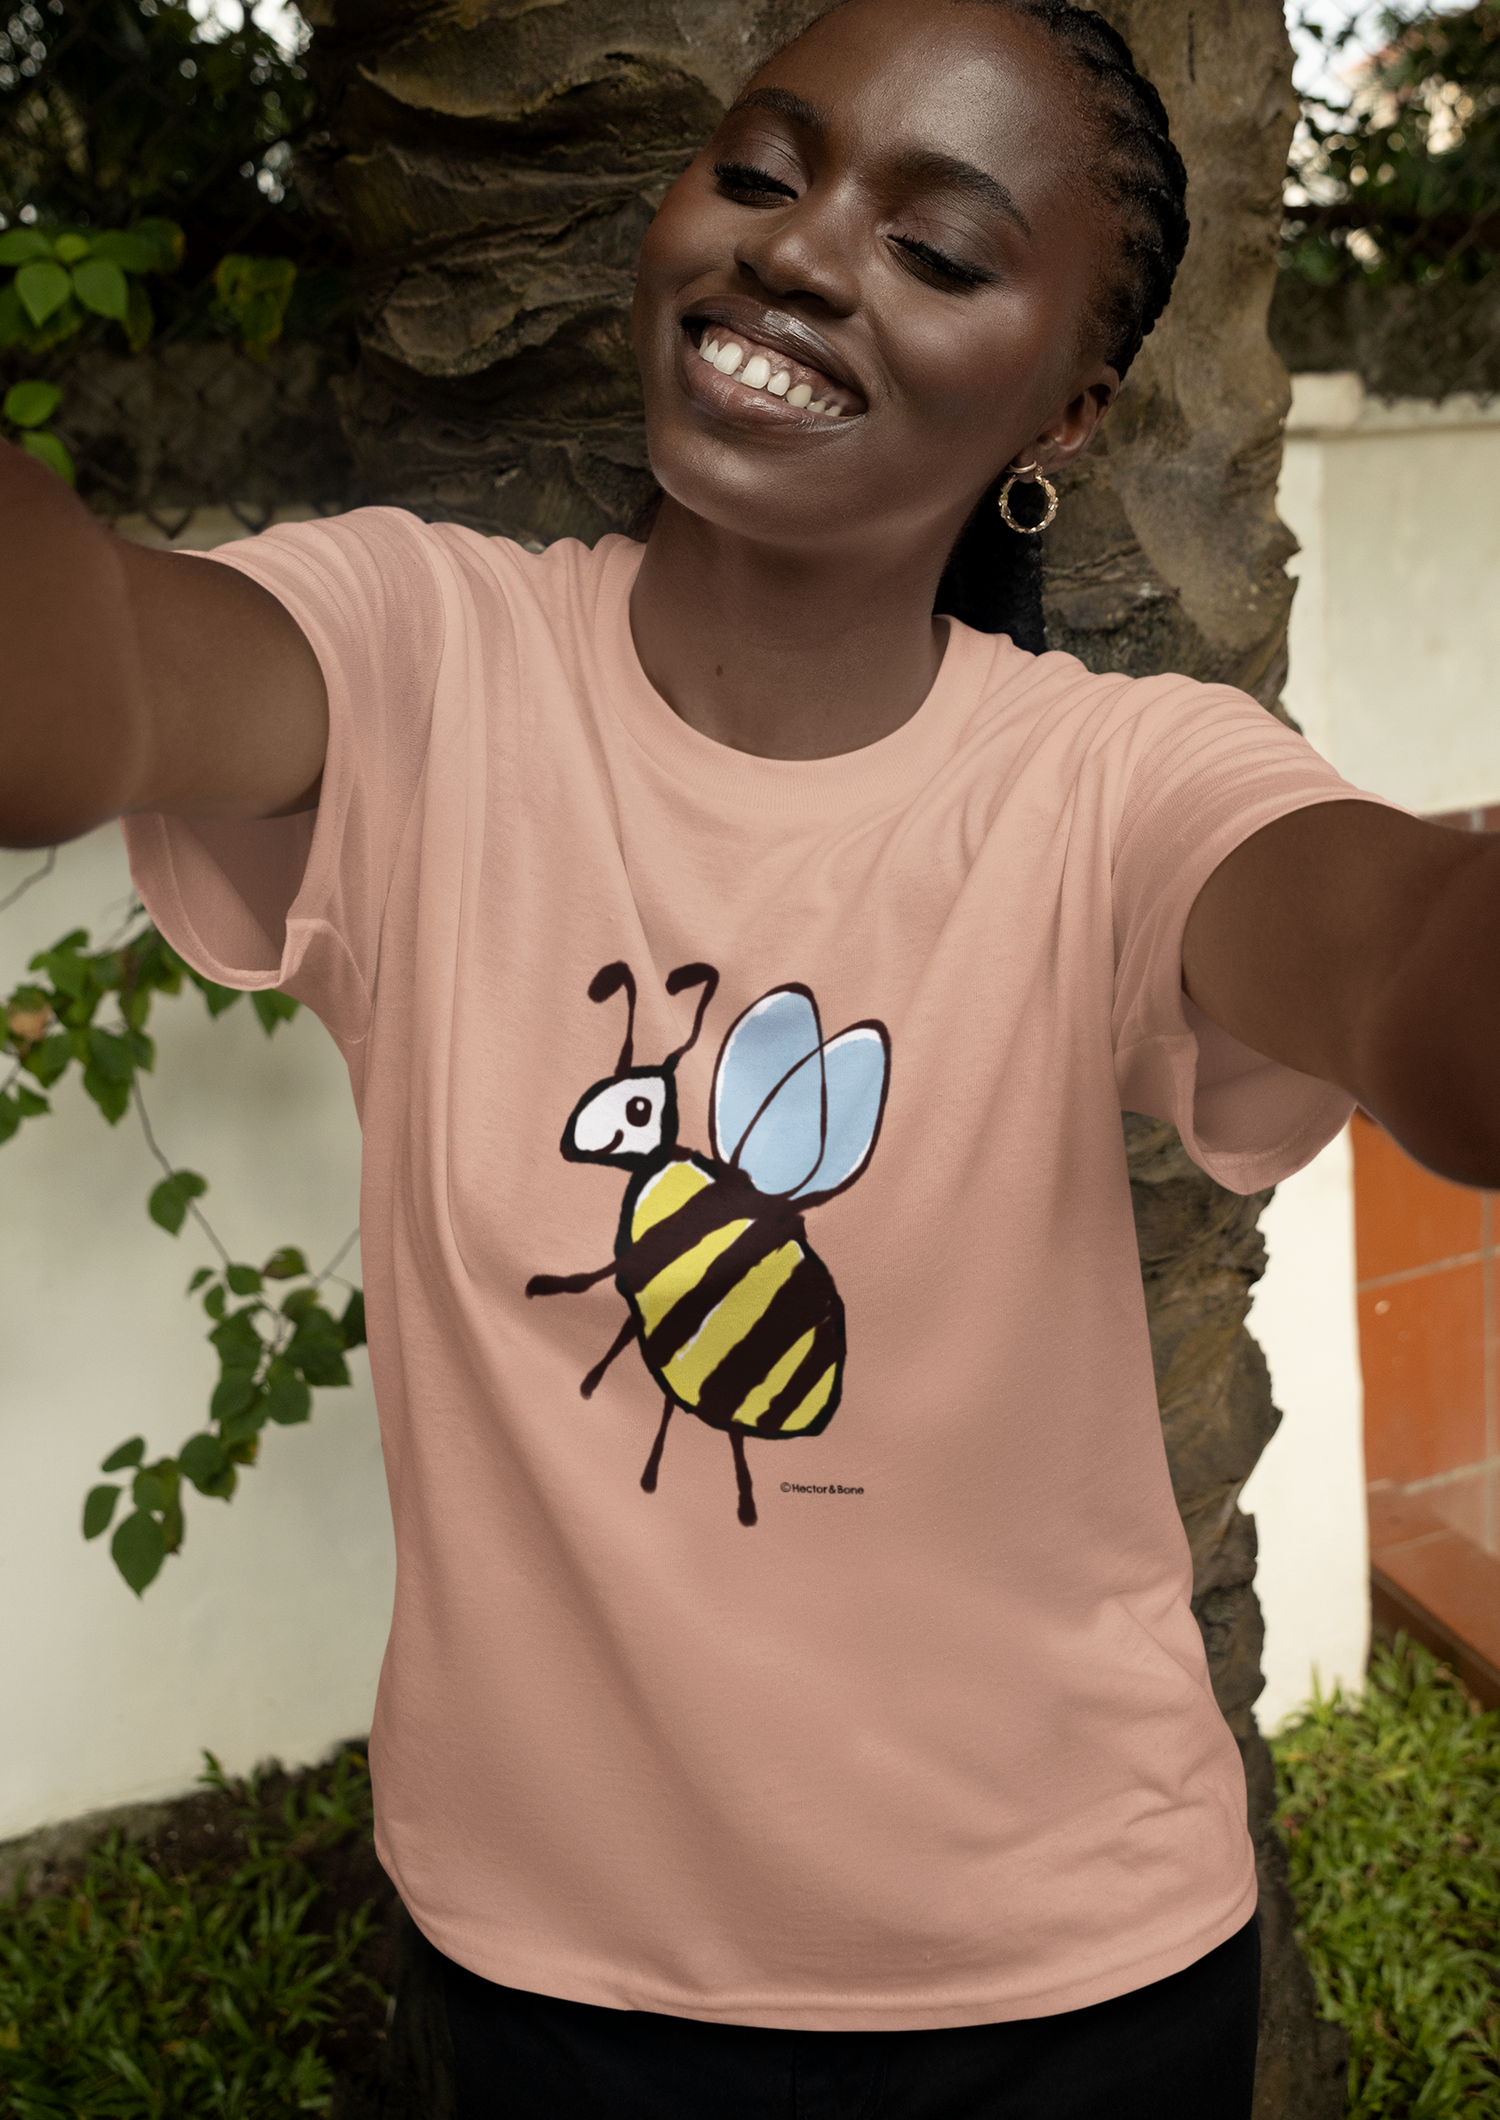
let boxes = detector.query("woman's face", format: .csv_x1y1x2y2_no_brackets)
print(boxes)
632,0,1121,565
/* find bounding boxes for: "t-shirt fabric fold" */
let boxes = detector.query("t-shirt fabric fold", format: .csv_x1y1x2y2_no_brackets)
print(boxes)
123,508,1359,2030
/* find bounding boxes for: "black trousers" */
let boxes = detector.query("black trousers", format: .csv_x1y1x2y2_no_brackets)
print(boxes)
440,1914,1260,2119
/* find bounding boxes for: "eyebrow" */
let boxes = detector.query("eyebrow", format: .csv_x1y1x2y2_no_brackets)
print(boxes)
723,90,1034,243
890,149,1033,242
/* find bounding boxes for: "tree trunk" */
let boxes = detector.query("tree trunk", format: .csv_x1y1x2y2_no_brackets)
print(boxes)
303,2,1345,2109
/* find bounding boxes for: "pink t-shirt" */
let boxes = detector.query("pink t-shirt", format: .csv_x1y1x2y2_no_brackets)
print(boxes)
124,508,1357,2030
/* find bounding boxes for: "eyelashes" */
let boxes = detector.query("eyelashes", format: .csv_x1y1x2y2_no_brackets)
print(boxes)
889,236,994,290
712,160,797,201
709,159,995,292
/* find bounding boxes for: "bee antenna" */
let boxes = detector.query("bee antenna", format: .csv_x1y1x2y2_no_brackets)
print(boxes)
664,963,719,1062
588,961,637,1072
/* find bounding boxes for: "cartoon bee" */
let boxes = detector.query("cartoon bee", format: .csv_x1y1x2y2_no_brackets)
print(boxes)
527,961,891,1526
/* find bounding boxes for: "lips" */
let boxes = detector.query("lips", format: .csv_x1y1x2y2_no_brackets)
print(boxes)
681,299,868,420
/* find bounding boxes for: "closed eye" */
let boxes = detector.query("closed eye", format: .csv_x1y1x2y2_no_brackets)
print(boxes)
889,235,994,290
713,159,798,203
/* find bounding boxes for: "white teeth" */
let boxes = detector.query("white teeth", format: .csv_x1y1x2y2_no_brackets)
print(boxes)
767,371,790,397
714,341,744,375
785,383,813,408
699,337,720,364
825,404,842,418
741,354,771,390
807,398,827,416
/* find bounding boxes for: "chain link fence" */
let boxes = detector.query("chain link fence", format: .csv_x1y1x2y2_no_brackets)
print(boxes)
1273,0,1500,398
0,0,357,526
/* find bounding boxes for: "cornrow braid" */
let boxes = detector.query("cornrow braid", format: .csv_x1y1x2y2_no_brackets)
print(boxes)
994,0,1189,379
937,1,1189,648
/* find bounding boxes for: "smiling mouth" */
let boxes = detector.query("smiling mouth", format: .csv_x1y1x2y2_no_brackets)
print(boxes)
681,316,867,422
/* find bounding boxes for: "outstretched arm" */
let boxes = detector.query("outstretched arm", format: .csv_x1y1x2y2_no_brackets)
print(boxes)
0,440,328,848
1184,800,1500,1187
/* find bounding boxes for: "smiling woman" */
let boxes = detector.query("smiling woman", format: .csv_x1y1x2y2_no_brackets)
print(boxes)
3,1,1500,2115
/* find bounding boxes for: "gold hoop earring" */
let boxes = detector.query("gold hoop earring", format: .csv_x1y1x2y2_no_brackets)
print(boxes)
997,466,1059,534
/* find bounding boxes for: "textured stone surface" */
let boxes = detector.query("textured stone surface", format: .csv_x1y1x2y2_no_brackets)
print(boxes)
308,1,1345,2107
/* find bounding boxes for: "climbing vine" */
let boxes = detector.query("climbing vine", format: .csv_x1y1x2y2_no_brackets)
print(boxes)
1,871,364,1595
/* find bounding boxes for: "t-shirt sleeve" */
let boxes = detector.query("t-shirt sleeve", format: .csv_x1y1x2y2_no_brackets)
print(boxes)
1109,680,1382,1195
120,507,446,1054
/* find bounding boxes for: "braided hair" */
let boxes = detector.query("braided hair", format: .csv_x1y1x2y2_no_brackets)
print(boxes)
936,0,1190,649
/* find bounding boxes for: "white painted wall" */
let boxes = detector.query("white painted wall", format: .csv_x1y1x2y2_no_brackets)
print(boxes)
0,823,392,1841
1281,372,1500,812
1243,1129,1370,1729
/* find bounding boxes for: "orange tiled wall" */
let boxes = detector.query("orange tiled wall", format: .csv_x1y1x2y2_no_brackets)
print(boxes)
1352,1109,1499,1554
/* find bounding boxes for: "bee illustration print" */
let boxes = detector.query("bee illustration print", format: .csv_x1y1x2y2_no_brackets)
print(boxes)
527,961,891,1527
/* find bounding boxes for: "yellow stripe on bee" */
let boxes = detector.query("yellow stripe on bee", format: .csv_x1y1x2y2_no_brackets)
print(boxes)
637,1220,750,1337
731,1328,817,1427
779,1363,839,1434
631,1159,709,1242
664,1242,802,1404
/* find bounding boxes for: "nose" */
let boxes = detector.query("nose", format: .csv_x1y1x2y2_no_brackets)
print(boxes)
731,185,863,317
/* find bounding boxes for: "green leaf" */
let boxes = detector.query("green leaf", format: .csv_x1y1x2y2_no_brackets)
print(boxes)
0,230,54,264
220,1397,267,1446
100,1437,146,1473
127,219,184,274
3,380,60,428
89,230,162,274
251,989,300,1035
52,233,90,264
214,253,296,359
86,1027,135,1084
132,1469,169,1515
0,281,27,348
265,1372,311,1425
14,1087,48,1117
262,1247,307,1280
111,1510,167,1595
280,1286,319,1322
14,259,71,328
210,1372,258,1423
210,1310,263,1370
148,1168,207,1234
81,1065,130,1122
18,430,73,484
225,1262,262,1296
340,1289,367,1350
82,1484,120,1539
123,278,154,353
21,1033,71,1088
178,1432,228,1489
70,258,129,323
0,1096,19,1146
187,971,241,1018
188,1267,214,1292
203,1283,227,1321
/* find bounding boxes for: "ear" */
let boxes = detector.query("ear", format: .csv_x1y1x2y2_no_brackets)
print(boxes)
1021,362,1120,477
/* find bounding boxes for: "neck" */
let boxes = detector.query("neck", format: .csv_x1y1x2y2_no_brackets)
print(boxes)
628,497,953,762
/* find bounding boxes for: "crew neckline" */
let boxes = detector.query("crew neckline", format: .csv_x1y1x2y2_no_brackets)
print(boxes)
593,535,1006,819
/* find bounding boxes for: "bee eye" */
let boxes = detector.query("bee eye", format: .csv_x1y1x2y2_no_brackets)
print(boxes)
626,1096,652,1127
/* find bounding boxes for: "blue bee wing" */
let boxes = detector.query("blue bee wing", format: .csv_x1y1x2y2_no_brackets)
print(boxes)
712,986,822,1177
717,988,891,1202
789,1022,890,1200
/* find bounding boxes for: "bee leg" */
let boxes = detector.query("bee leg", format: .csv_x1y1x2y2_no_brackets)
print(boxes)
729,1429,758,1528
641,1399,674,1494
580,1312,639,1399
526,1263,617,1298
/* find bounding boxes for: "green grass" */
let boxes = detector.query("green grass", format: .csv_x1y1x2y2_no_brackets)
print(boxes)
1272,1636,1500,2117
0,1747,386,2118
2,1654,1495,2114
